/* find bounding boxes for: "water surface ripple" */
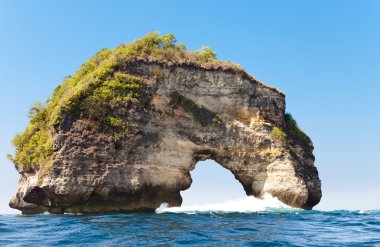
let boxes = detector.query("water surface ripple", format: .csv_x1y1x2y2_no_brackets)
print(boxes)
1,210,380,246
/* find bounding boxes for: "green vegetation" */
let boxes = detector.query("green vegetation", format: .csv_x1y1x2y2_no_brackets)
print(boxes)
153,69,165,81
271,113,309,149
170,92,222,126
11,126,53,170
271,126,286,140
212,114,223,125
80,72,142,133
9,100,53,170
196,46,217,62
9,32,246,172
284,113,309,146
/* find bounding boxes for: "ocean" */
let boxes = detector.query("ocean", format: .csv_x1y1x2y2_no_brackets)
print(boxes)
1,196,379,246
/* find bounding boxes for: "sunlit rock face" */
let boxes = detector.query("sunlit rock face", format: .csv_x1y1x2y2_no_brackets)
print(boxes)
10,61,321,214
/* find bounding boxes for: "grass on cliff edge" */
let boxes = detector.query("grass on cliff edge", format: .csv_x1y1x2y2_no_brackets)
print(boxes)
271,113,310,149
8,31,278,172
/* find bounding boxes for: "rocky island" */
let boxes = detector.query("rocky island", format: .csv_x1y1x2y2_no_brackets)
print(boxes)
9,32,321,214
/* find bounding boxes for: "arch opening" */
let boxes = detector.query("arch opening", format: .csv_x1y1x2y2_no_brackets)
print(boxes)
180,159,247,206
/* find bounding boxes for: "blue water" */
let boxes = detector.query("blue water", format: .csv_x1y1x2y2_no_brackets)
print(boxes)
1,210,380,246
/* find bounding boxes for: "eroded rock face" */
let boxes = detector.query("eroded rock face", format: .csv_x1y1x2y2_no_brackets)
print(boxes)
10,61,321,214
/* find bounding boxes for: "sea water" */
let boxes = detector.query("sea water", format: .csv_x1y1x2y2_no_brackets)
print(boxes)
1,195,380,246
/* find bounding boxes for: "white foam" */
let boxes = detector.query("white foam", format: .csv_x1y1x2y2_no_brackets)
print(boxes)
155,193,292,214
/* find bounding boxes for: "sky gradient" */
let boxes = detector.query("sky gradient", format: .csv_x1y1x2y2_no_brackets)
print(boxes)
1,0,379,214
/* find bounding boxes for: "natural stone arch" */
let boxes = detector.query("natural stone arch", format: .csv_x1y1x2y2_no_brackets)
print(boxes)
184,149,260,199
10,61,321,214
148,123,315,210
180,159,247,205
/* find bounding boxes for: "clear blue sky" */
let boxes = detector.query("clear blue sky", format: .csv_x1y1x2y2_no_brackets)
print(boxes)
1,0,379,214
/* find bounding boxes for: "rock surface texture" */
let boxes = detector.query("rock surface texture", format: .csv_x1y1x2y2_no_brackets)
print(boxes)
10,61,321,214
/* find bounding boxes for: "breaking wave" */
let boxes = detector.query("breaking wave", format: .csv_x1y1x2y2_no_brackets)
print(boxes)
155,193,293,214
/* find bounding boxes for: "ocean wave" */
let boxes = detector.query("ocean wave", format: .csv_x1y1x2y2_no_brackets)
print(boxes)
1,206,380,246
155,193,293,214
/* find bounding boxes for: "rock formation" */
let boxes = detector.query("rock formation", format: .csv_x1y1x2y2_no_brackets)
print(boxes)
9,33,321,214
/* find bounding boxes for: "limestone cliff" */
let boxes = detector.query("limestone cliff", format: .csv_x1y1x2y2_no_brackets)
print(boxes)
9,33,321,214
